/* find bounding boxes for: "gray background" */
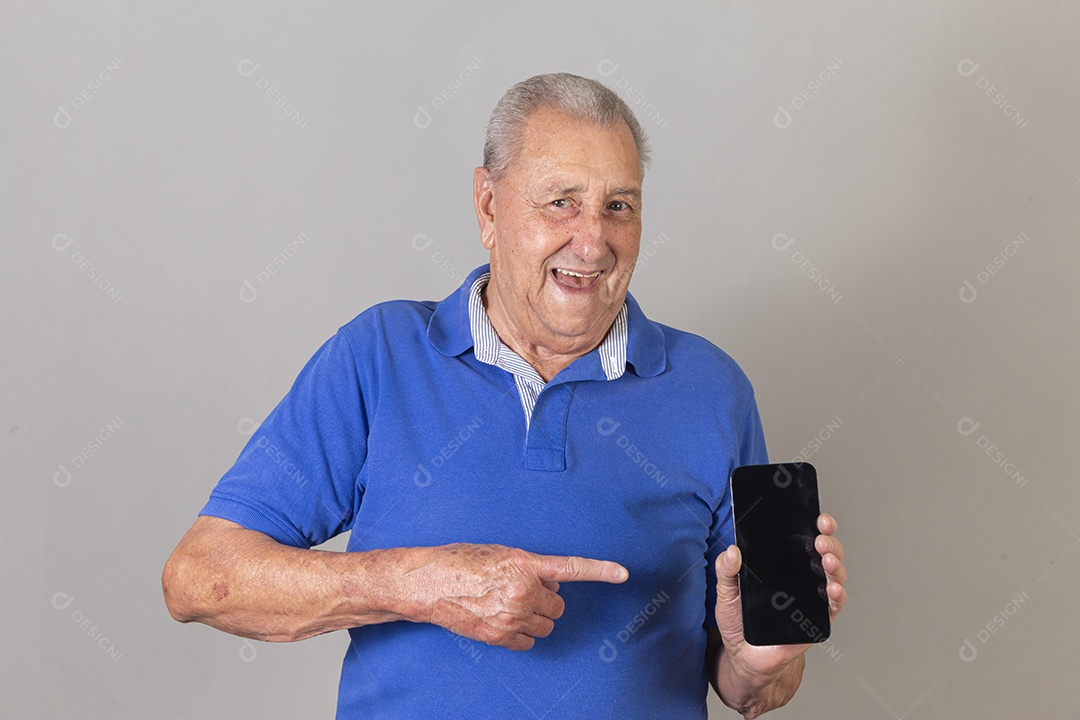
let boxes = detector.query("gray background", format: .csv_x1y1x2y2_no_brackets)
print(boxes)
3,1,1076,717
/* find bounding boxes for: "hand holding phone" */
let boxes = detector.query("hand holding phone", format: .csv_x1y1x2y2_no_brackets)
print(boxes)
729,462,830,646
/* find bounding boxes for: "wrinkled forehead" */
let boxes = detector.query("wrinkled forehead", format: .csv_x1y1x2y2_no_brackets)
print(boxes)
510,107,642,185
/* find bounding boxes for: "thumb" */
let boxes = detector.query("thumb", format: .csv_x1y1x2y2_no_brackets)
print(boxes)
713,546,746,646
715,545,742,604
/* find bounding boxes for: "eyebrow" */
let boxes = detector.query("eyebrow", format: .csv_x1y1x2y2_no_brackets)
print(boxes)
540,184,641,199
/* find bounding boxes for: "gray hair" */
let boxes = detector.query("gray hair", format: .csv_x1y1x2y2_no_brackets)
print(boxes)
482,72,652,181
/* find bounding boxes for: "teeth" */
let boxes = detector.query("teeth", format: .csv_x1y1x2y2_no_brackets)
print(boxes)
555,268,601,278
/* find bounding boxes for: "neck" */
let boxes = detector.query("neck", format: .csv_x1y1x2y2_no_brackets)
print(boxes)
481,281,610,383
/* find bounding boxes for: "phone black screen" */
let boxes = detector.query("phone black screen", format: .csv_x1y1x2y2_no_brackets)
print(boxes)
729,462,830,646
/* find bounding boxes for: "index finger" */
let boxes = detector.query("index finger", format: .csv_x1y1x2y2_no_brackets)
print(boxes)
532,554,629,584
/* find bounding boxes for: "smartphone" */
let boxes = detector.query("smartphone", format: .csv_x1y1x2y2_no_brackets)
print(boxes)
729,462,830,646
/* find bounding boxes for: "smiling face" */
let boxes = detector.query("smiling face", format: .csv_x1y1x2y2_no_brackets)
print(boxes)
473,105,643,367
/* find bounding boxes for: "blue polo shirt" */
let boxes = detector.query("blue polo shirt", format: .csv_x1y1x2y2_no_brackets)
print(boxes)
200,264,768,719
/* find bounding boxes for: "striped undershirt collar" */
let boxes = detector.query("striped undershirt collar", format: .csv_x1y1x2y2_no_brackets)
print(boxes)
467,272,628,426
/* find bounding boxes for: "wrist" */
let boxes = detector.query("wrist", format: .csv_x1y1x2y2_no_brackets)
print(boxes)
718,648,805,718
374,545,439,625
336,546,430,625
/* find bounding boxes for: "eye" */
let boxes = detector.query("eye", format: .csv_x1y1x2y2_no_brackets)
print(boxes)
551,198,571,208
607,200,629,212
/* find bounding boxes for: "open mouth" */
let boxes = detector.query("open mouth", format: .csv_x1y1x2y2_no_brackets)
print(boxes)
551,267,603,291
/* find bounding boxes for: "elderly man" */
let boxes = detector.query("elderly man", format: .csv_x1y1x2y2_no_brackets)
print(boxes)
163,72,847,719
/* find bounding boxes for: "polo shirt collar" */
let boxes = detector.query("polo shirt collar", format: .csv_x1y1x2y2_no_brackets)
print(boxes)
623,290,666,378
426,264,487,358
427,264,666,378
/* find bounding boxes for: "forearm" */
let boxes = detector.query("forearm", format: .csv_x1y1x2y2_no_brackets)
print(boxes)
712,645,805,719
162,517,425,642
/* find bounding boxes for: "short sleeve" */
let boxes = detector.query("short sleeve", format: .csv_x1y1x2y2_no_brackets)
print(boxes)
704,395,769,626
199,328,369,548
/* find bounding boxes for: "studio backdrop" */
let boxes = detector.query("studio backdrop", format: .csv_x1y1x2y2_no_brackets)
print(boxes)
3,2,1076,718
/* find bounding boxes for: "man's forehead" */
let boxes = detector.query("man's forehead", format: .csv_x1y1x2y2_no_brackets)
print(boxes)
489,105,643,191
521,106,632,143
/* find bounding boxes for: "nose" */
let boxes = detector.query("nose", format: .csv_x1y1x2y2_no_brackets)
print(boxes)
569,207,605,263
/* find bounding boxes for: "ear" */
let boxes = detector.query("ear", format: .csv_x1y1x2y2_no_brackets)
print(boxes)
473,166,496,250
